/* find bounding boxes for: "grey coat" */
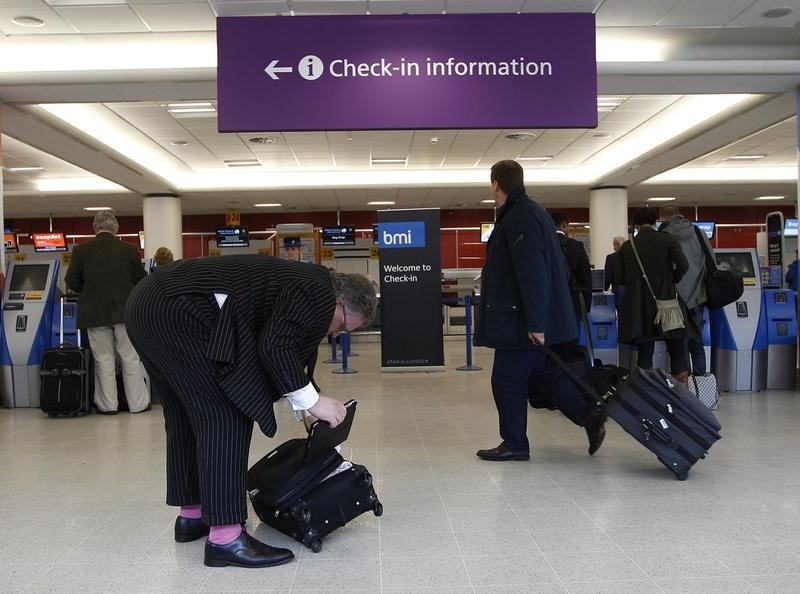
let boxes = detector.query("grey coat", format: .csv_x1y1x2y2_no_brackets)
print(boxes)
659,215,712,309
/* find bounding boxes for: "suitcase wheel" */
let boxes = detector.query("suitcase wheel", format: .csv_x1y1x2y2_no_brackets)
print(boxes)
373,502,383,517
303,530,322,553
360,472,373,488
674,471,689,481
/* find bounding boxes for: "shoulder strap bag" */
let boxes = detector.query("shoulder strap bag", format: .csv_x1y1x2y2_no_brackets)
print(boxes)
692,226,744,310
630,236,685,333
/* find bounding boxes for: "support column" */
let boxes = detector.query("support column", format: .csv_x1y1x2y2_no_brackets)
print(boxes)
143,194,183,262
589,186,628,269
0,105,5,281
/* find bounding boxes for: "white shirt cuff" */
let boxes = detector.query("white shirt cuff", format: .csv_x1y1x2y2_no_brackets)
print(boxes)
285,382,320,411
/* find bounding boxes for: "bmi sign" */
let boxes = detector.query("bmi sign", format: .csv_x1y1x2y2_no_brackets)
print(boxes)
217,13,597,132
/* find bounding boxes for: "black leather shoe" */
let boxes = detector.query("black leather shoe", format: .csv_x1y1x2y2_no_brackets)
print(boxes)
204,530,294,568
174,516,210,543
476,443,530,461
585,409,608,456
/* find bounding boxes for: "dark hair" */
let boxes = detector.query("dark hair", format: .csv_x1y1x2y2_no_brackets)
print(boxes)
490,160,524,195
633,207,658,227
551,212,569,227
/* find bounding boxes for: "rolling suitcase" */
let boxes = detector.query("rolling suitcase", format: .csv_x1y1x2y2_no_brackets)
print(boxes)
539,342,721,480
40,298,93,416
608,367,721,480
247,401,382,552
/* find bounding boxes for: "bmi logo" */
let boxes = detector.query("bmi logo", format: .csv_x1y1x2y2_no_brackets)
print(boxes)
379,221,426,249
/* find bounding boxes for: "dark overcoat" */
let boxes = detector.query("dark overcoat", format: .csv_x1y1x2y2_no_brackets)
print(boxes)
475,186,578,349
615,227,692,343
65,232,147,329
125,255,335,437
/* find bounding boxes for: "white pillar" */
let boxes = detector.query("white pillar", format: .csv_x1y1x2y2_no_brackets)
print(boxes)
0,105,5,277
143,194,183,261
589,186,628,269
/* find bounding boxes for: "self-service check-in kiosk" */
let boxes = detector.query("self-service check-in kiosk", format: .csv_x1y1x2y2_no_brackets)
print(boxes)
579,270,619,365
709,249,767,392
0,261,60,407
762,289,797,390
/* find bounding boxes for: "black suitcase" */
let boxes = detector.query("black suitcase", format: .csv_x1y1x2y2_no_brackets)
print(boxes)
40,298,92,416
607,367,721,481
247,401,382,552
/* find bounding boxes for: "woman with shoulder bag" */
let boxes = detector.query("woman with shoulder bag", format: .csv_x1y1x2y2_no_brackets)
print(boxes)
615,207,697,388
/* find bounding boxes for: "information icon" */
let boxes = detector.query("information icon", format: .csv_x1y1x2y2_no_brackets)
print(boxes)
298,55,324,80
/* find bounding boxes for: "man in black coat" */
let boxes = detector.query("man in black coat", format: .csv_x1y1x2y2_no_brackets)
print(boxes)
125,256,376,568
551,211,592,322
474,160,606,461
65,211,149,414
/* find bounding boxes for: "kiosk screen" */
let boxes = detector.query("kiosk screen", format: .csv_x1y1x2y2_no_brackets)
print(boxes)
591,268,605,291
216,226,249,248
4,233,18,253
9,264,50,292
716,252,756,280
784,218,798,237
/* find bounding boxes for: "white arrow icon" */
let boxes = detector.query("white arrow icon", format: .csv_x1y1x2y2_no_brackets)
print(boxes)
264,59,293,80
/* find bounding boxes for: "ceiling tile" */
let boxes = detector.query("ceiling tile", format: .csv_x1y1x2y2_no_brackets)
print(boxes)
209,1,288,17
368,0,445,14
133,2,215,31
520,0,601,12
728,0,800,26
0,6,75,34
658,0,755,27
595,0,682,26
291,0,367,15
53,5,147,32
444,0,522,13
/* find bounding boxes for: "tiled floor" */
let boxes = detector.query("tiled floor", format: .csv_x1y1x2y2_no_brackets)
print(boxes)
1,341,799,593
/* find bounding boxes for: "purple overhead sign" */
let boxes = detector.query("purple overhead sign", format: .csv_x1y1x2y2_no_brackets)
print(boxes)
217,13,597,132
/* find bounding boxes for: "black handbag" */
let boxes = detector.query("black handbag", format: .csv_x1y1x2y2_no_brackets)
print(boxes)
695,227,743,310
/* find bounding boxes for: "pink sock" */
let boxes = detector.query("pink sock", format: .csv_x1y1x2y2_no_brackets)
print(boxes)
179,505,202,519
209,524,242,545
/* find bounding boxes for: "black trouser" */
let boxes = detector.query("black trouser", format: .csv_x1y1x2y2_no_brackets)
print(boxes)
635,338,689,376
491,344,591,453
686,306,707,374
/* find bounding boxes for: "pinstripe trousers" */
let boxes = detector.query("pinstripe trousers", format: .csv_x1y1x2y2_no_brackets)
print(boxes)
126,277,255,526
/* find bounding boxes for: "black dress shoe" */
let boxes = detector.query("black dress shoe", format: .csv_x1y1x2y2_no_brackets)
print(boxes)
585,409,607,456
204,530,294,568
476,443,530,461
174,516,210,543
95,409,118,415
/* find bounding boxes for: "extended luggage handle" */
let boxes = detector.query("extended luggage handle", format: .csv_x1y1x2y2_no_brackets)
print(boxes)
58,297,81,348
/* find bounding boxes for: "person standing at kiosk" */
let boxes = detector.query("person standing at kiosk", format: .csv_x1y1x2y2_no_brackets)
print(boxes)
65,211,150,414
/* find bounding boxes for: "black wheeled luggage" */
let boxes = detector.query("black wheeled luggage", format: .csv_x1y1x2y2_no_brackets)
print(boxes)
607,368,721,480
40,298,92,416
247,401,382,552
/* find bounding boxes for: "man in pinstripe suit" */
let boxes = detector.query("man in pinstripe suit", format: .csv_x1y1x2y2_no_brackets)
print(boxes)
125,255,376,568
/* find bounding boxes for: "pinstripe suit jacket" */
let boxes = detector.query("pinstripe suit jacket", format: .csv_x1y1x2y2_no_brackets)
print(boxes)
149,255,336,436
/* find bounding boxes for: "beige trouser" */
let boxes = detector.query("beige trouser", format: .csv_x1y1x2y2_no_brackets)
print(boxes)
87,324,150,413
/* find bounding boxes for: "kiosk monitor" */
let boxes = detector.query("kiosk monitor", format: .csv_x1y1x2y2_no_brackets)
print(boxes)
693,221,715,239
8,264,50,292
716,251,757,284
480,222,495,243
784,218,798,237
32,232,67,252
372,224,379,245
591,268,606,292
322,226,355,246
216,226,249,248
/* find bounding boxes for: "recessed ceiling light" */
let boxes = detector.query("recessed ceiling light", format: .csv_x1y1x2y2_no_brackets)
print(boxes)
517,156,552,162
367,201,396,206
5,166,44,173
430,136,439,144
224,159,260,167
83,206,112,211
762,7,793,18
647,197,677,202
248,136,280,145
727,154,766,161
165,102,213,109
481,199,495,204
505,132,536,141
167,107,216,114
45,0,126,5
371,158,407,165
253,203,282,207
597,96,625,112
11,15,45,28
169,140,188,146
754,195,785,200
592,132,611,138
